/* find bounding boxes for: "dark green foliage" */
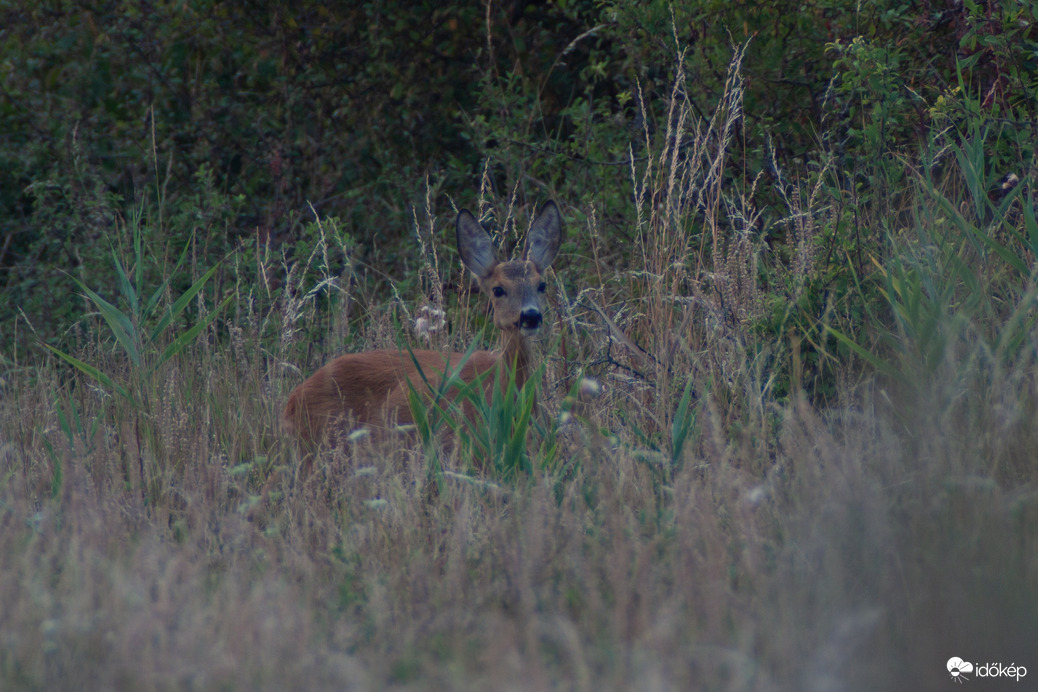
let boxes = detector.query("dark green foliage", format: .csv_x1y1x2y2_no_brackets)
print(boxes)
3,0,1038,407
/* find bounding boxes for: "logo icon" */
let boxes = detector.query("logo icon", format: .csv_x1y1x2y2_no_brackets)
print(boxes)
948,657,974,683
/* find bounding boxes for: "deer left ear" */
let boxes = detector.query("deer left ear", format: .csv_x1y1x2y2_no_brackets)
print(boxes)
457,209,497,278
525,201,562,270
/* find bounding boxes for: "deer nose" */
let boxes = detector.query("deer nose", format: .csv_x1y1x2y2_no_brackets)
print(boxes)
518,308,542,330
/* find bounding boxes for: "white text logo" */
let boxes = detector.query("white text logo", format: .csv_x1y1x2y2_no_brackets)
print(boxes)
948,656,1028,683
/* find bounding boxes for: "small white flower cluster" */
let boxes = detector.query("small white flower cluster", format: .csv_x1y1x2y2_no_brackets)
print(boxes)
413,306,446,342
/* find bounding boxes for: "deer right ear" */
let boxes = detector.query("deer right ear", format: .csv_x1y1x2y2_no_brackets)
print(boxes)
456,209,497,278
525,201,562,270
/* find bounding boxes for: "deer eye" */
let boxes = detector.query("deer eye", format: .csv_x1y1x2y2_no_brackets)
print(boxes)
537,281,547,293
492,286,506,298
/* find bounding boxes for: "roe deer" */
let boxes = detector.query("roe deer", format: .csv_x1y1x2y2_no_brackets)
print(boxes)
283,201,563,449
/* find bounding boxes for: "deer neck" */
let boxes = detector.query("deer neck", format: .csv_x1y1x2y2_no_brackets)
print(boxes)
499,329,533,387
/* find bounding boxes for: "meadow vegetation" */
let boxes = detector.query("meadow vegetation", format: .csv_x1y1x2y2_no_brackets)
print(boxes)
2,1,1038,689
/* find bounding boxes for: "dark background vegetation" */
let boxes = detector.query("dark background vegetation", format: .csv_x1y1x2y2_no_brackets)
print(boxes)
5,0,1036,370
2,1,1038,689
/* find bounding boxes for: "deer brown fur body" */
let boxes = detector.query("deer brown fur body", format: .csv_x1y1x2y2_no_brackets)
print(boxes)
283,201,562,449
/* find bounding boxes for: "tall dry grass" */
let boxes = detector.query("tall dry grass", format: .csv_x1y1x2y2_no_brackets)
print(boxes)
2,47,1037,692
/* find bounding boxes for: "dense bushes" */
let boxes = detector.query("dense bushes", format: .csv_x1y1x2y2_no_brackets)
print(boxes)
0,3,1033,418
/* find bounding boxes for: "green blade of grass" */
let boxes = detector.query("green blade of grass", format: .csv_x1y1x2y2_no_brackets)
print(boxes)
43,343,132,402
144,232,194,320
824,325,900,379
670,376,698,468
112,250,139,321
71,279,141,368
150,262,222,344
154,294,232,369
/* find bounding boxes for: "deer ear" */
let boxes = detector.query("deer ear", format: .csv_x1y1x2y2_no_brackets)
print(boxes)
456,209,496,278
525,201,562,270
